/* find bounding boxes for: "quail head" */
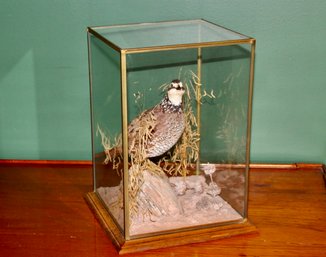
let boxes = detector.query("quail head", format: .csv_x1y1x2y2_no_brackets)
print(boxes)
128,79,186,158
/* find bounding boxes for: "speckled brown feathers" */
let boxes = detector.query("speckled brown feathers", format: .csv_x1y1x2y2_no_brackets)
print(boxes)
128,80,185,158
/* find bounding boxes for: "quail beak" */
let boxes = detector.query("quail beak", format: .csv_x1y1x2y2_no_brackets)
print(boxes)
176,84,185,91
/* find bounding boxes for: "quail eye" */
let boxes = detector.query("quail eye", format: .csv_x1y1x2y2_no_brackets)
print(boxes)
177,84,185,90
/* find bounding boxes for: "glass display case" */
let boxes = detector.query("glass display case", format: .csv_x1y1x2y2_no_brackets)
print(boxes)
85,19,256,254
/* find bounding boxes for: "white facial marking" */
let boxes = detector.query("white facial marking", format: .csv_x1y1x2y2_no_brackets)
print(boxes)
168,82,184,106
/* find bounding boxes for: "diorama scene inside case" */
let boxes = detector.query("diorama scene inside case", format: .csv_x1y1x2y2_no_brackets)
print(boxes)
88,20,253,238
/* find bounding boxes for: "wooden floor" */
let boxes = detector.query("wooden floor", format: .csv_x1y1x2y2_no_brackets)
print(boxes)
0,163,325,257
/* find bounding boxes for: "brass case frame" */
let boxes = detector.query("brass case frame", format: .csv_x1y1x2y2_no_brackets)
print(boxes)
86,19,256,254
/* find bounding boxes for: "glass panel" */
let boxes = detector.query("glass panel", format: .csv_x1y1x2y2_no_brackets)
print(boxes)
200,44,252,216
91,20,249,49
125,48,198,237
126,48,198,121
88,33,124,232
122,44,251,238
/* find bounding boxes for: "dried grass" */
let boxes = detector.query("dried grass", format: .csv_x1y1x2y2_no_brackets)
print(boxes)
97,72,215,219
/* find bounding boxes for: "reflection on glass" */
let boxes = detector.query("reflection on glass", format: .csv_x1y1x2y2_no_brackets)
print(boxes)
89,35,124,232
93,20,249,49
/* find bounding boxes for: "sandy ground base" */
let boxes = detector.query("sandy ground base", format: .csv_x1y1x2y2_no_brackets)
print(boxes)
97,174,242,236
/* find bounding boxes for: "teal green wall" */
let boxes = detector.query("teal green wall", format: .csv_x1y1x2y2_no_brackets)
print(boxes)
1,0,325,163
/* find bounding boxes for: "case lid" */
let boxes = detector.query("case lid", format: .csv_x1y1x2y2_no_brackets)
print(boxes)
89,19,251,51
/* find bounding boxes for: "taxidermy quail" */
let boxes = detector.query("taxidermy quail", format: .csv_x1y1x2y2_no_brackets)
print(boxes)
128,79,186,158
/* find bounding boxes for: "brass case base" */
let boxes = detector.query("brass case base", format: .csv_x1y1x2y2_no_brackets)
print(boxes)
85,191,257,255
